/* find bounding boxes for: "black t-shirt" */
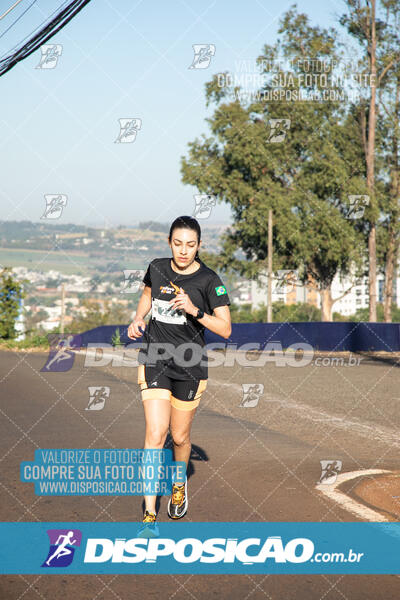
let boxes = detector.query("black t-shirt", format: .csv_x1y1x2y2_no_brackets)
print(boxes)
138,257,230,380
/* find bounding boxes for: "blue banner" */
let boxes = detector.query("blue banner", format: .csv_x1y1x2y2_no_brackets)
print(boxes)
1,522,400,574
76,322,400,352
20,449,186,496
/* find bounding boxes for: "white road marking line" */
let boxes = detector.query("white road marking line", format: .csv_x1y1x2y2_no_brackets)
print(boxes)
208,379,400,448
316,469,392,522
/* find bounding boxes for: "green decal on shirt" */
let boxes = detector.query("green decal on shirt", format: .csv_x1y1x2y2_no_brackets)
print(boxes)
215,285,227,296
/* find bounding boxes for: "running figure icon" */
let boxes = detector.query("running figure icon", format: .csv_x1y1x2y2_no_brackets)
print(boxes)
45,531,77,566
41,334,80,372
44,336,74,371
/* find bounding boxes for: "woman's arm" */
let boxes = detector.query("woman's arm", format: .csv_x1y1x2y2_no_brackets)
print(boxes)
135,285,152,319
170,290,232,339
127,286,152,339
195,305,232,339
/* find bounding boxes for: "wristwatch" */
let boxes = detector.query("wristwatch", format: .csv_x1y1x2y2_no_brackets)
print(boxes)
194,307,205,320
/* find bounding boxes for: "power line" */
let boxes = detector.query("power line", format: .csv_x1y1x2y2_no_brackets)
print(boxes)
0,0,38,43
0,1,70,56
0,0,92,78
0,0,25,21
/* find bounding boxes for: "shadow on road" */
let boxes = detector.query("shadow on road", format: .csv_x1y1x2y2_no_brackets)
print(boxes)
357,352,400,368
140,436,209,514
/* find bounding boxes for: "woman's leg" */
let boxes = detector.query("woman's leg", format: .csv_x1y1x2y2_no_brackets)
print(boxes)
169,404,197,482
142,396,171,513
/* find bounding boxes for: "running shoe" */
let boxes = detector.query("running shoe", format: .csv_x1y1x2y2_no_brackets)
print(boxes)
137,510,159,538
167,478,188,519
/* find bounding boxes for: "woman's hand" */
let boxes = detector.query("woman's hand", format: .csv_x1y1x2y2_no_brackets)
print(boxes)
127,316,146,339
169,288,197,316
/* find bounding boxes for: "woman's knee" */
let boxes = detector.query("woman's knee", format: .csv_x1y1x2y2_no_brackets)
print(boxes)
171,431,191,447
145,427,168,447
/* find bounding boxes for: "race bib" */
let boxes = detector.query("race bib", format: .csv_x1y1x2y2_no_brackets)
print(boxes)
152,297,187,325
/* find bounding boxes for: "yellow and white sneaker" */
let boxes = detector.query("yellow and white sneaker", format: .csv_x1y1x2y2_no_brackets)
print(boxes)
137,510,159,538
167,477,188,519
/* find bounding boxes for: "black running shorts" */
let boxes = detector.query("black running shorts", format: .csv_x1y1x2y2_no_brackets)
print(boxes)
137,364,207,410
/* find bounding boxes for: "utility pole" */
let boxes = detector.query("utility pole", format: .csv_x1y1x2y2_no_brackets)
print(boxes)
267,209,273,323
367,0,377,321
60,283,65,334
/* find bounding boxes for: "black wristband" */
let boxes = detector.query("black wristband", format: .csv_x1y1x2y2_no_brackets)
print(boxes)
194,308,205,320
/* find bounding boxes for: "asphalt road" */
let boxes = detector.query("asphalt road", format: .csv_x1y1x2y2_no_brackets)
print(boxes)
1,348,399,599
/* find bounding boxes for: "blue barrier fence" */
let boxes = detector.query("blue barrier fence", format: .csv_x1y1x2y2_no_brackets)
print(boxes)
75,322,400,352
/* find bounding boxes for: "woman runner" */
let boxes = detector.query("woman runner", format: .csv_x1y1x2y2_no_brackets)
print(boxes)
127,215,231,532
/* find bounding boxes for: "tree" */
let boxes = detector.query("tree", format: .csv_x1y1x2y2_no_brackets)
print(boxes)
229,301,322,322
89,274,102,292
181,7,365,321
68,299,132,334
137,221,170,233
24,308,49,335
379,68,400,321
376,2,400,321
0,268,25,339
340,0,400,321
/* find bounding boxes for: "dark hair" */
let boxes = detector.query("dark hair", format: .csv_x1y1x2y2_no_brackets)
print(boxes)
168,215,201,259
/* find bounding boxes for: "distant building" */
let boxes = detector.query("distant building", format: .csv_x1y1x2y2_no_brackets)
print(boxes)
250,268,400,316
14,295,25,341
251,270,319,309
330,272,399,316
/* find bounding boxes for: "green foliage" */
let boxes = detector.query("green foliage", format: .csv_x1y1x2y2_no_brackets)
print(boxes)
272,301,322,322
229,303,256,323
111,327,122,346
45,278,60,288
181,5,366,311
0,332,50,350
137,221,169,233
230,300,400,323
0,220,88,242
348,303,400,322
0,268,25,339
230,301,322,322
331,311,350,322
68,300,132,334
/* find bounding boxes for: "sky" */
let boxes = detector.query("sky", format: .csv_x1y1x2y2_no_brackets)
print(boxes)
0,0,346,228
